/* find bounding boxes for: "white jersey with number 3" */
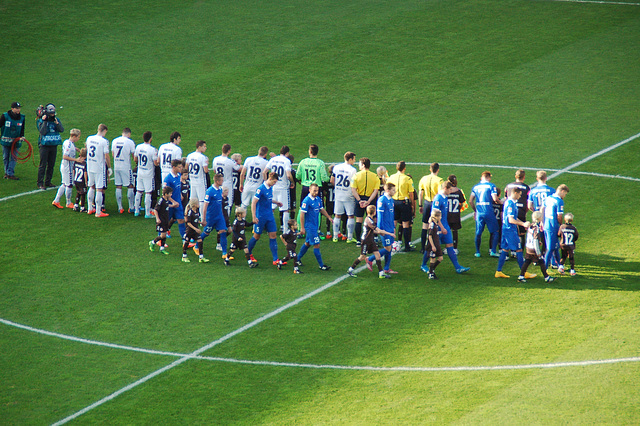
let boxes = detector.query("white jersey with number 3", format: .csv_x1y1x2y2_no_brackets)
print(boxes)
86,135,109,173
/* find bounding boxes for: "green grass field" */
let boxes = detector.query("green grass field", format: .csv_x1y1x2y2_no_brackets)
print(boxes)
1,0,640,424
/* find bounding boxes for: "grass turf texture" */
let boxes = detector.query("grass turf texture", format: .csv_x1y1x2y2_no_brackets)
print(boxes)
1,0,640,424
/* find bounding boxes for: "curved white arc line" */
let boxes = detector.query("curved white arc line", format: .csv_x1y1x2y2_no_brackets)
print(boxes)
2,318,638,373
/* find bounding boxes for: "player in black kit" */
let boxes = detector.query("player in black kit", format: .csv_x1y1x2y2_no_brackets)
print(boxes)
149,186,178,255
224,207,253,266
278,219,301,273
181,198,202,263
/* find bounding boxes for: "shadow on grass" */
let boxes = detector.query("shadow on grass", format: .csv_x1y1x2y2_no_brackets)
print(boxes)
489,252,640,291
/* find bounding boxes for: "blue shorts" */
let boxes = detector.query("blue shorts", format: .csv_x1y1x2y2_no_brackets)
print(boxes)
168,205,184,221
201,216,227,237
438,226,453,245
254,216,277,235
381,234,395,248
501,230,521,251
305,232,321,246
476,213,499,235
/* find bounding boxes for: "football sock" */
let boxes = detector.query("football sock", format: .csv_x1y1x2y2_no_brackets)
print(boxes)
333,217,341,238
54,184,64,203
179,223,186,239
282,211,290,233
347,218,355,240
65,186,73,205
421,229,428,251
160,237,166,248
497,251,508,271
247,236,257,254
569,253,575,269
298,243,309,260
182,240,189,254
452,230,458,249
95,192,104,213
490,232,499,253
116,188,123,210
144,193,151,215
87,187,95,209
447,247,462,269
355,221,362,242
351,259,361,269
422,249,430,267
127,188,135,210
313,248,324,266
244,251,251,260
384,252,392,270
197,240,204,256
538,257,549,277
135,192,142,212
429,258,441,273
269,237,278,261
516,251,524,268
403,228,411,250
376,259,383,272
220,233,228,256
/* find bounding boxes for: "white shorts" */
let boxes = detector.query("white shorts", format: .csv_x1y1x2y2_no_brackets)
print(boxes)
114,169,133,187
137,175,154,193
191,183,207,204
241,184,260,208
88,168,107,189
335,198,356,216
272,188,290,212
61,167,74,187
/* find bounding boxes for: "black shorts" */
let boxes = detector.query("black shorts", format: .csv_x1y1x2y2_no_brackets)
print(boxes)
421,201,433,224
361,241,378,255
426,234,443,257
185,229,200,241
525,251,543,262
394,200,412,223
75,183,87,194
449,220,461,231
354,197,377,218
560,246,574,257
156,223,169,233
325,201,334,216
231,239,247,250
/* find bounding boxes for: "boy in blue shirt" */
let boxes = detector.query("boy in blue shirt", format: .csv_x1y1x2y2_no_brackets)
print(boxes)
469,171,501,257
298,183,334,270
248,172,283,267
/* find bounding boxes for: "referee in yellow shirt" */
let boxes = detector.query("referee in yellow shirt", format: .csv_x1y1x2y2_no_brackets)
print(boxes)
387,161,415,252
418,162,443,252
350,157,380,246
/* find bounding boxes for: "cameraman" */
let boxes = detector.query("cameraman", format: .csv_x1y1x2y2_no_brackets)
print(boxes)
36,103,64,189
1,102,25,180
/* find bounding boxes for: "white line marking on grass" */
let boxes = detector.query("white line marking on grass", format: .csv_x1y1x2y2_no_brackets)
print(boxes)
0,188,51,203
539,0,640,6
3,318,638,374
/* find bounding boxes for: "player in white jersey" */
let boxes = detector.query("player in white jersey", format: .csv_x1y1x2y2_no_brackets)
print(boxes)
264,145,294,232
85,124,111,217
157,131,182,181
111,127,136,213
212,143,242,213
185,140,209,208
240,145,269,209
331,152,358,242
52,128,81,209
134,131,159,218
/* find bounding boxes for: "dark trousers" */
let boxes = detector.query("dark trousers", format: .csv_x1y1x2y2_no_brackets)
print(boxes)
37,145,58,187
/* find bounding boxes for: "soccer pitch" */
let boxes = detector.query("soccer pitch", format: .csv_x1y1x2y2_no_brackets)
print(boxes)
1,0,639,424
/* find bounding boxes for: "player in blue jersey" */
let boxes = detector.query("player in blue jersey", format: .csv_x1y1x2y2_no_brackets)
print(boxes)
247,172,283,267
527,170,555,213
430,181,470,274
469,171,501,257
195,173,228,263
495,187,536,279
162,160,187,239
365,182,396,276
542,184,569,271
298,183,334,270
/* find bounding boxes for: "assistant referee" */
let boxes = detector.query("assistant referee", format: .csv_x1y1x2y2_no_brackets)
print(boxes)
387,161,415,252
